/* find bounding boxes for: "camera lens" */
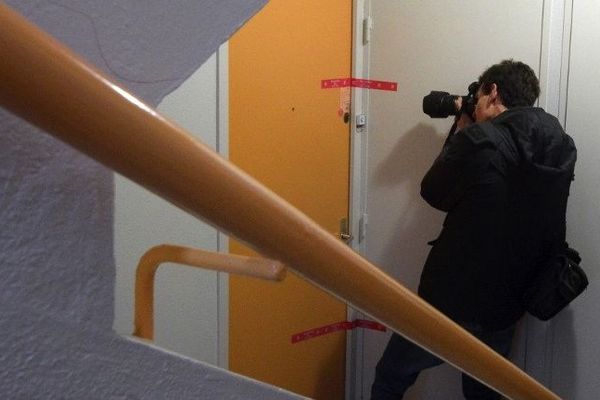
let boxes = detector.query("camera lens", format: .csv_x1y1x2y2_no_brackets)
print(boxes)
423,91,459,118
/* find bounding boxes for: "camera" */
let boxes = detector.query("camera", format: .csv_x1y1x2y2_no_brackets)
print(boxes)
422,81,480,118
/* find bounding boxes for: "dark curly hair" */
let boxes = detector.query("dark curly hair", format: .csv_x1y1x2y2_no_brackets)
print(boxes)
478,60,540,108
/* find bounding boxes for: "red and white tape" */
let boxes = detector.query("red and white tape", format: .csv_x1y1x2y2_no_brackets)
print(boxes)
321,78,398,92
291,319,387,344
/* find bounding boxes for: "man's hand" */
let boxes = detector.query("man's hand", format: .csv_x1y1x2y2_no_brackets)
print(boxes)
453,97,475,130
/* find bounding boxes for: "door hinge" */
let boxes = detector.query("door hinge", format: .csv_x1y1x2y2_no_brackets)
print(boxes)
363,16,373,45
338,217,353,243
356,114,367,130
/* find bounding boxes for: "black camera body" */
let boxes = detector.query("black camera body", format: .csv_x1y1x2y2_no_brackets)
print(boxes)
422,81,480,118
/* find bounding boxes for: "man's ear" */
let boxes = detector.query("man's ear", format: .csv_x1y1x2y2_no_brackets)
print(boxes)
489,83,503,105
489,83,498,100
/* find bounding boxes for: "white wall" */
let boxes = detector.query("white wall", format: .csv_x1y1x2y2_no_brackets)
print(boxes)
113,48,228,367
548,1,600,398
354,1,546,398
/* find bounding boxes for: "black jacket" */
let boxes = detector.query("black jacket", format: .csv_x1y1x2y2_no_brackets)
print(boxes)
418,107,576,330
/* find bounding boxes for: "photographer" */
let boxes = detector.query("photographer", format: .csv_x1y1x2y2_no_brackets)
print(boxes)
371,60,577,399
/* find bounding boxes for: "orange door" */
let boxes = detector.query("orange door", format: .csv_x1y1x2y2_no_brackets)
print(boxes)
229,1,352,398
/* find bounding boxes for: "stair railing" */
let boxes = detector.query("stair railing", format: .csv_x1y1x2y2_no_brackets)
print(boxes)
133,244,285,340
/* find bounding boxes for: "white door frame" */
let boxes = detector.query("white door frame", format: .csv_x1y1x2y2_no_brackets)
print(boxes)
346,0,371,398
217,42,230,370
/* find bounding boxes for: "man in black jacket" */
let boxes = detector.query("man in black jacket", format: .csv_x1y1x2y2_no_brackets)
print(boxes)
371,60,577,399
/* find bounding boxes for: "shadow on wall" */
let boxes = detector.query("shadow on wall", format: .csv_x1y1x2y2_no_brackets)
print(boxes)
367,122,465,399
371,122,446,290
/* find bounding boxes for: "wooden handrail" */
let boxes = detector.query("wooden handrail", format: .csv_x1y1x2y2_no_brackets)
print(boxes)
0,4,560,399
133,244,285,340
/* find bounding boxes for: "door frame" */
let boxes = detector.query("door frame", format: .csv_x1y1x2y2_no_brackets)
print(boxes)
346,0,371,398
217,42,230,370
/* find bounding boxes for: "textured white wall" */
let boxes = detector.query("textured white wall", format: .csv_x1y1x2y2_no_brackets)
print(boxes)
0,297,303,400
0,0,269,330
0,2,304,398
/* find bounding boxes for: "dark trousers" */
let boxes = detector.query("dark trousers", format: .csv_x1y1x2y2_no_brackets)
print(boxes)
371,323,515,400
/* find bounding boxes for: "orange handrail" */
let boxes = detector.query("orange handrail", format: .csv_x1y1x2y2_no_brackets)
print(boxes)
133,244,285,340
0,4,560,399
